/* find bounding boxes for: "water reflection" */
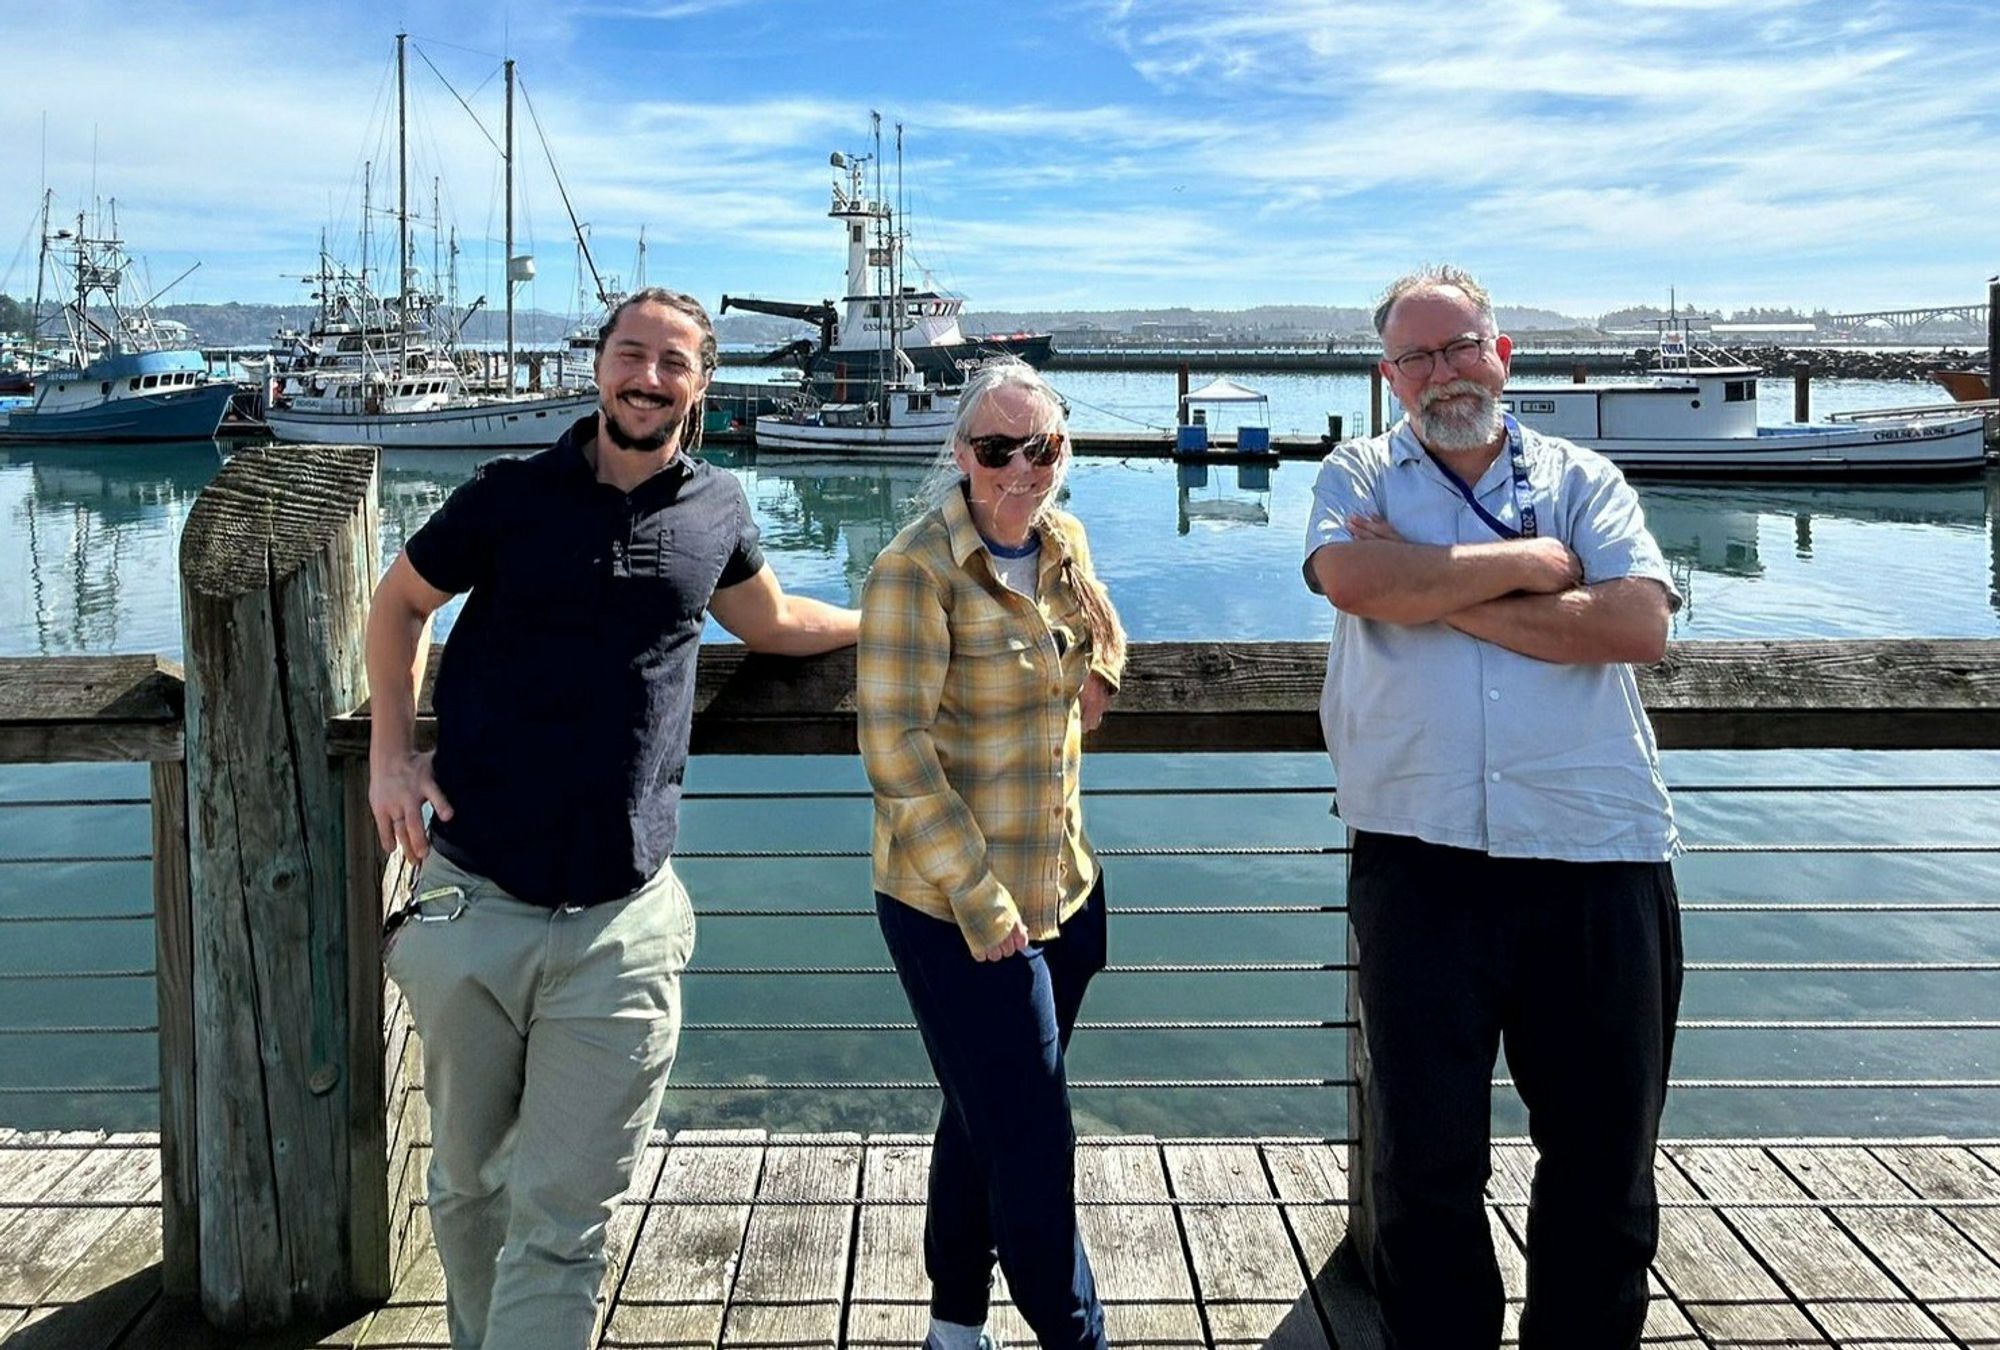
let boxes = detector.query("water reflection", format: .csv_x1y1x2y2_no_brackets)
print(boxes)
741,452,934,596
0,441,223,654
1634,477,1994,625
1175,461,1272,535
7,444,2000,658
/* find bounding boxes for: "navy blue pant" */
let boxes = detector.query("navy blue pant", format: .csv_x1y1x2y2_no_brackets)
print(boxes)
1347,831,1683,1350
877,874,1110,1350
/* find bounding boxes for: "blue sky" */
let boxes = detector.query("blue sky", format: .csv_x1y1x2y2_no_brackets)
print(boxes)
4,0,1994,320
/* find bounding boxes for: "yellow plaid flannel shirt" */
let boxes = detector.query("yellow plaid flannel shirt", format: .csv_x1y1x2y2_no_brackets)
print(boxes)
858,484,1126,953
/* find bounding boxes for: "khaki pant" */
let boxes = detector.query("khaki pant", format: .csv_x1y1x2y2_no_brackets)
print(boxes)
385,848,695,1350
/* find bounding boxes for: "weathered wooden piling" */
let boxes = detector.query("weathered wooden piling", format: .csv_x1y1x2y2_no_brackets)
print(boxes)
176,443,387,1327
1368,365,1383,435
1794,364,1811,422
1988,276,1998,404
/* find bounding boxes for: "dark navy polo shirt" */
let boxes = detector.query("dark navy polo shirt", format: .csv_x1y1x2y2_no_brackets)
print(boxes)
404,414,765,907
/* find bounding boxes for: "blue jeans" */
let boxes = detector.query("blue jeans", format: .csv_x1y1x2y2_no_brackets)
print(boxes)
876,873,1110,1350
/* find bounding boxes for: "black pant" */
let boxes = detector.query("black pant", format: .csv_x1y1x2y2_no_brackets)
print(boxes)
1347,831,1683,1350
876,873,1110,1350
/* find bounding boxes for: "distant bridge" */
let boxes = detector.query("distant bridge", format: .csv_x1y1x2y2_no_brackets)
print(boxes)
1822,302,1989,341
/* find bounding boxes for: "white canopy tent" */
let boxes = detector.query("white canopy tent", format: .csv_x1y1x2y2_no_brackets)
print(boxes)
1180,375,1273,451
1183,376,1270,425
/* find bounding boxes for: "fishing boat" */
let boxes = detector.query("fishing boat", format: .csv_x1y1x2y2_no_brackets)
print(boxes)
754,365,958,454
1498,336,1986,476
265,35,600,450
751,121,974,457
0,202,241,444
724,124,1050,390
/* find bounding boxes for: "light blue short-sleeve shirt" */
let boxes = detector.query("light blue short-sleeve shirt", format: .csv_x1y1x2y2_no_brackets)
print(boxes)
1302,418,1682,863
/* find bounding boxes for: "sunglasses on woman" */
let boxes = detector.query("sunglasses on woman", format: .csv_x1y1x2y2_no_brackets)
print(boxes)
965,430,1068,469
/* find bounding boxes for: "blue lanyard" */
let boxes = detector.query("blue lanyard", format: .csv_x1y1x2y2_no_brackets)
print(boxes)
1425,414,1537,541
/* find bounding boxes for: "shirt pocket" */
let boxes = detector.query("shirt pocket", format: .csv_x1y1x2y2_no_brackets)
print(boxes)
949,613,1041,713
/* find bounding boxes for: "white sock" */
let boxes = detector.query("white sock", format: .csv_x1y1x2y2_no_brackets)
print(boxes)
926,1316,986,1350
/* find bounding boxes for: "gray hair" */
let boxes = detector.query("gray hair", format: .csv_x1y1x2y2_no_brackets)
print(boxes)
912,357,1070,514
1372,264,1497,338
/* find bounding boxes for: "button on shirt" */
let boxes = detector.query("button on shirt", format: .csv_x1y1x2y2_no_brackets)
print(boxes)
404,414,765,907
1302,418,1681,862
858,484,1126,951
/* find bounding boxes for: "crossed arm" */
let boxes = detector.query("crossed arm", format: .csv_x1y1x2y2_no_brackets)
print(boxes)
1307,514,1671,665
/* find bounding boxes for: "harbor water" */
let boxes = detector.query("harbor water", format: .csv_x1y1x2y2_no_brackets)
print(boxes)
2,371,1996,1141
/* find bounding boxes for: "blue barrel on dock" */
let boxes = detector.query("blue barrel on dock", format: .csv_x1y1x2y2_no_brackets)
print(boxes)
1176,423,1209,452
1238,425,1271,454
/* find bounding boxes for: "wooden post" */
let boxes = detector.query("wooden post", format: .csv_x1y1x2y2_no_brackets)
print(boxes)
1342,823,1378,1292
1987,277,1997,405
177,443,385,1328
1176,362,1190,425
1368,365,1383,436
1326,413,1343,443
151,759,198,1299
1794,364,1811,422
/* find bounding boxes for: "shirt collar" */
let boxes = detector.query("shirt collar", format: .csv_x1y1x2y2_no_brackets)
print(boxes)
554,412,698,493
941,479,1074,572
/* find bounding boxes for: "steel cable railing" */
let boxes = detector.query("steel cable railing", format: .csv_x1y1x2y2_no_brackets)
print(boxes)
2,781,1997,1117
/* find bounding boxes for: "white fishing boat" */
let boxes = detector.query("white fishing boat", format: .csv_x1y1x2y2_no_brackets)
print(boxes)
1499,340,1987,476
725,119,1049,390
754,371,957,454
752,120,965,457
266,35,603,450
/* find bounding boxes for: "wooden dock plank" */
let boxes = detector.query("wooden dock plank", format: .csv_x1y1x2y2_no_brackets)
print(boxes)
1872,1145,2000,1266
603,1129,765,1350
1487,1145,1701,1348
357,1195,449,1348
1669,1144,1950,1344
844,1136,928,1349
0,1139,160,1310
719,1135,861,1349
1778,1145,2000,1343
1081,1140,1205,1347
1652,1146,1830,1346
1263,1142,1385,1350
4,1132,1999,1347
1165,1142,1329,1349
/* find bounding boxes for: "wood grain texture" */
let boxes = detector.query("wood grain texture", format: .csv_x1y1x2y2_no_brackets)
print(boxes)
149,760,197,1301
324,637,2000,759
178,441,382,1328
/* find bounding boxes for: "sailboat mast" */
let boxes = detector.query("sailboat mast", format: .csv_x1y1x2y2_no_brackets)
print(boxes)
361,163,372,370
398,32,410,374
504,58,516,393
30,189,50,346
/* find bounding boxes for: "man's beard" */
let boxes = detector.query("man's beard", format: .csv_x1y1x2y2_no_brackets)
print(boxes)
602,395,676,453
1414,379,1503,452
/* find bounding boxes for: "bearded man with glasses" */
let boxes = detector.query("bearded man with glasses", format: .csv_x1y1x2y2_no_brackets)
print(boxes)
1301,265,1684,1349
